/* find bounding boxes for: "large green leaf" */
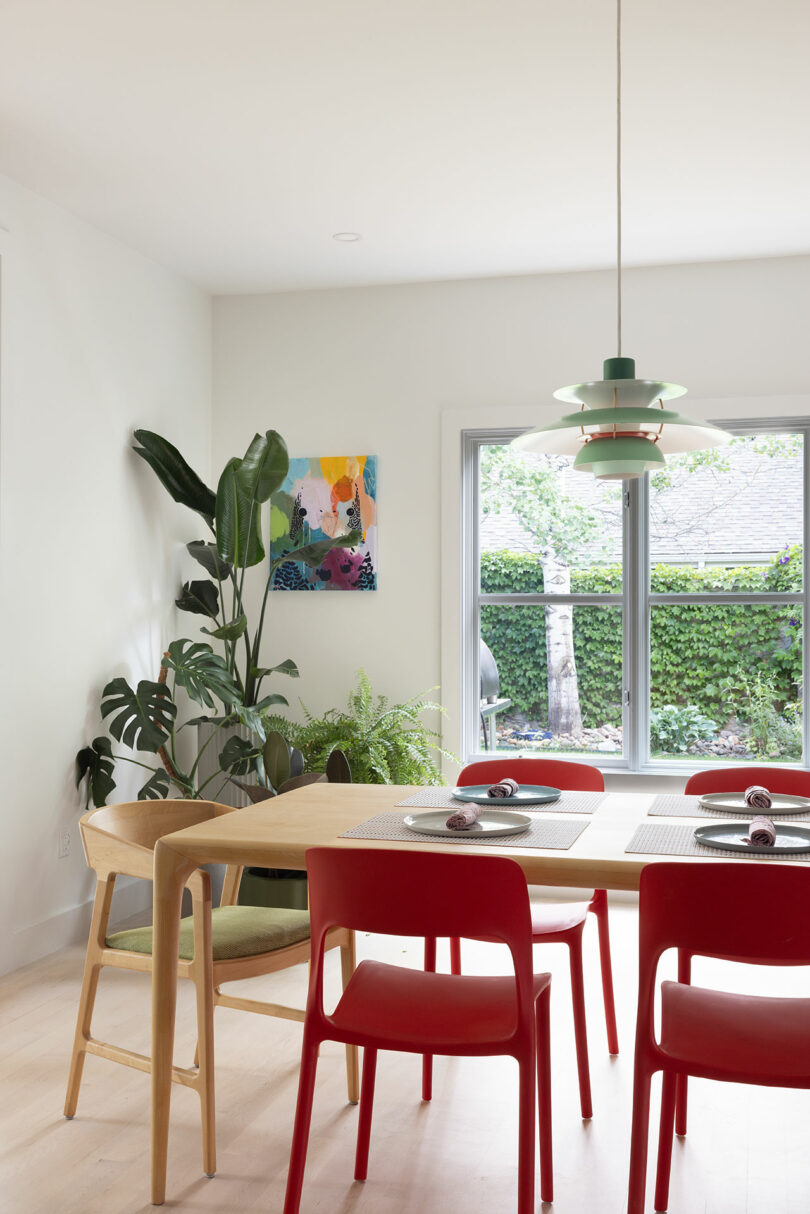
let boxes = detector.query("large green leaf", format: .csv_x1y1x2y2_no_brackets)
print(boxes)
251,658,299,680
133,430,216,528
187,540,232,581
75,736,116,808
238,431,289,503
138,769,171,800
263,730,291,789
176,580,219,618
271,530,363,571
201,613,247,641
162,640,240,709
215,457,265,569
101,678,176,753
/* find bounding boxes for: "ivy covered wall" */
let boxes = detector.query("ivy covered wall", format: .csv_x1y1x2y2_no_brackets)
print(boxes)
481,548,802,728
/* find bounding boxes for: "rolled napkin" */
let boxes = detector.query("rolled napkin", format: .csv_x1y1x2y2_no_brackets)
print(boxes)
446,804,483,831
487,777,520,798
745,784,772,810
746,815,777,847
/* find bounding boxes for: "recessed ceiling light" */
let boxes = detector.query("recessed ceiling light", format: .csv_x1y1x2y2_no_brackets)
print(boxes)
332,231,362,242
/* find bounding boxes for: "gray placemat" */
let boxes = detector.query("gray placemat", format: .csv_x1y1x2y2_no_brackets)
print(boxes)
396,789,606,815
648,794,810,823
626,822,810,862
340,812,589,850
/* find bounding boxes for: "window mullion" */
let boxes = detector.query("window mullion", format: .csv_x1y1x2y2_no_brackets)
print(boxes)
623,476,649,769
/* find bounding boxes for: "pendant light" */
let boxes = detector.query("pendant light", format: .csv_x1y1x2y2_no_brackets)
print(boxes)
514,0,729,481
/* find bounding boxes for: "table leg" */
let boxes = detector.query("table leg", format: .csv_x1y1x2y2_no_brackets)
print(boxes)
151,840,195,1206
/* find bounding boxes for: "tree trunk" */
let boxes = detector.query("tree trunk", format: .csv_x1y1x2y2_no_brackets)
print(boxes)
542,559,583,736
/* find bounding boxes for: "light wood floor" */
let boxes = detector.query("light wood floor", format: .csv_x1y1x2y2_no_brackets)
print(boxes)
2,899,809,1214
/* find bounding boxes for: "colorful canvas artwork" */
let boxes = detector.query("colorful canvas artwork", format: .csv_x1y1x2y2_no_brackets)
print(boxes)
270,455,377,591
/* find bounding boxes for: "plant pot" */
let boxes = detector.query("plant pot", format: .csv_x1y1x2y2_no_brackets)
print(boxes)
197,720,253,809
239,867,308,910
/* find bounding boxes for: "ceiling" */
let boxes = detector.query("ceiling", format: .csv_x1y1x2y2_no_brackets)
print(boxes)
1,0,808,294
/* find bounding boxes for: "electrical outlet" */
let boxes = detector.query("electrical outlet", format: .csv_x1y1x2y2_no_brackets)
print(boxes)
58,828,71,859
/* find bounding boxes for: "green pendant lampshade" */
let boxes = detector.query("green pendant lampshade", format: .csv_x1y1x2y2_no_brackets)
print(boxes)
513,356,730,481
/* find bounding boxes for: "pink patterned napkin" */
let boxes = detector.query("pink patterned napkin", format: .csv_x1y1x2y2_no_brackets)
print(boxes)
746,815,776,846
445,805,483,831
488,777,519,798
745,785,772,810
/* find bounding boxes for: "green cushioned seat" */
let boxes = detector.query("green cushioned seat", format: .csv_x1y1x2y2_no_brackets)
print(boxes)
106,904,311,962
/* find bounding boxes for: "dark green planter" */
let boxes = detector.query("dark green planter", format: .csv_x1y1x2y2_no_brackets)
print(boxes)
239,867,308,910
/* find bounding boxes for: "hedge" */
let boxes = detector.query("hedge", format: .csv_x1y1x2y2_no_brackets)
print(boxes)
481,547,802,728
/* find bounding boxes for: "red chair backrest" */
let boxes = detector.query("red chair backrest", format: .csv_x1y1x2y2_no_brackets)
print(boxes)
306,846,532,945
685,766,810,796
639,862,810,968
458,757,604,792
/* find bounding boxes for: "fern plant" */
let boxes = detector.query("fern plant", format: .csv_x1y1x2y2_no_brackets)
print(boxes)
265,670,452,785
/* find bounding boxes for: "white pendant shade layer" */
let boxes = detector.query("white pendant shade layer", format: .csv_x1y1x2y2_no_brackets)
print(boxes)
513,359,731,479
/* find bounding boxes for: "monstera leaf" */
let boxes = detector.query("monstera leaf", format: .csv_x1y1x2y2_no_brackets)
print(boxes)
137,769,171,800
76,736,116,808
100,678,176,753
218,734,259,776
161,640,240,709
175,580,219,617
133,430,216,528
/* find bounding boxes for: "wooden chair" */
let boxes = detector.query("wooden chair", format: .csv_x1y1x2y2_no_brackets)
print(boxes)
64,799,358,1177
284,847,553,1214
427,757,616,1119
627,861,810,1213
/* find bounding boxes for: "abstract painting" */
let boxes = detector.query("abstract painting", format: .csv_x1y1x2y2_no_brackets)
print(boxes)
269,455,377,590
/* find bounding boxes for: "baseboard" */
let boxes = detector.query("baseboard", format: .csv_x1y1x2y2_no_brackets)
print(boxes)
1,875,153,977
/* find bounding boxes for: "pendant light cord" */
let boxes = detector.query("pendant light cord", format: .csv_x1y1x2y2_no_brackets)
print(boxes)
616,0,622,358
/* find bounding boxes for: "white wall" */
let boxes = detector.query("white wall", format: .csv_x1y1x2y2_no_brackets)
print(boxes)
0,174,212,975
213,255,810,780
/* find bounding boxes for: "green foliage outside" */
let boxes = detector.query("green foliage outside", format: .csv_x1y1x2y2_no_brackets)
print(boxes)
264,670,453,786
481,545,802,734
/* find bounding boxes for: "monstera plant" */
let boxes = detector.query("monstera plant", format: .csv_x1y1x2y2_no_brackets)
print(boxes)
76,428,361,808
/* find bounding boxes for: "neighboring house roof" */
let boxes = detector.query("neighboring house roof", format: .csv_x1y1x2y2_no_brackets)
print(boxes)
480,442,802,565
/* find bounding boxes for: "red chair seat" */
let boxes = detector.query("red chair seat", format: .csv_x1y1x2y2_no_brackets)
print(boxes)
660,981,810,1083
331,960,551,1051
530,901,590,936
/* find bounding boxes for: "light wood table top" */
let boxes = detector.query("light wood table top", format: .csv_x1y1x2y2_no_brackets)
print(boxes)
146,784,743,1205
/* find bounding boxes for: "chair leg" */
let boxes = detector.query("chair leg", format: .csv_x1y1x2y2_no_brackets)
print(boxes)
654,1071,677,1213
517,1052,537,1214
283,1035,321,1214
64,876,115,1118
449,936,462,975
675,950,691,1136
422,937,437,1101
567,930,593,1119
340,932,360,1103
590,889,619,1055
627,1062,653,1214
192,880,216,1177
354,1047,378,1181
536,987,554,1205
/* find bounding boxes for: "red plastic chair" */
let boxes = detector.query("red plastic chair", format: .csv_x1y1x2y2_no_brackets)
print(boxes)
674,766,810,1134
627,861,810,1214
283,847,553,1214
427,757,616,1120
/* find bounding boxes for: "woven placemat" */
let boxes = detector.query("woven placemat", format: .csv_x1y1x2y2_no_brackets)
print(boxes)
626,822,810,862
648,794,810,823
340,812,589,850
396,789,606,815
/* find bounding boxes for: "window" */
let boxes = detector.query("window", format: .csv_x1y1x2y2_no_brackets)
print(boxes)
463,421,809,770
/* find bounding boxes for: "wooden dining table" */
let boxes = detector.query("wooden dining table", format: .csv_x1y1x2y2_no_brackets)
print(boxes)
147,782,774,1205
